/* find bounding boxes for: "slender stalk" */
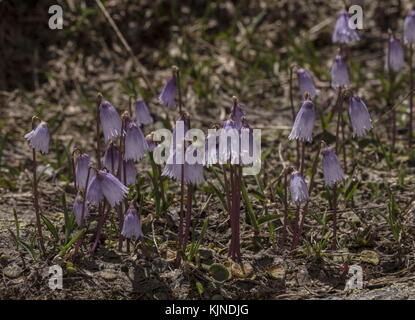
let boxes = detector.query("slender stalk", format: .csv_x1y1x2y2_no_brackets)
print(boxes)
96,93,103,169
158,164,166,204
229,165,242,262
300,141,305,176
387,36,396,152
290,205,301,250
32,145,46,256
91,202,109,252
332,184,338,250
235,166,242,262
333,87,344,250
92,93,105,253
335,88,343,154
229,165,235,259
183,183,193,253
281,169,289,246
117,118,127,251
174,66,186,267
341,113,348,172
409,43,414,147
292,140,322,249
222,164,231,212
73,167,92,257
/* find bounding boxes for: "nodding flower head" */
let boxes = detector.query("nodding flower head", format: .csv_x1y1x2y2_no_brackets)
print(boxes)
96,170,128,208
185,162,205,185
240,120,260,167
124,119,149,161
159,76,177,109
349,96,373,137
322,147,344,187
332,11,360,44
103,144,120,174
25,121,50,154
86,175,104,204
121,159,137,185
162,151,205,185
290,172,309,206
76,153,93,189
288,100,316,142
73,194,88,225
99,99,122,143
184,147,205,185
230,100,245,129
219,119,240,165
204,129,219,167
162,150,183,182
121,204,143,240
331,54,350,88
297,68,317,98
404,10,415,44
388,35,405,72
135,99,153,126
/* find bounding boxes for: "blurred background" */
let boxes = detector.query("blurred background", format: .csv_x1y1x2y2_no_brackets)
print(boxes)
0,0,409,183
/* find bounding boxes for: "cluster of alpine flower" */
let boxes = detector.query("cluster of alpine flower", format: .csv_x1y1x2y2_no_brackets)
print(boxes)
285,9,415,249
24,63,260,264
23,8,415,263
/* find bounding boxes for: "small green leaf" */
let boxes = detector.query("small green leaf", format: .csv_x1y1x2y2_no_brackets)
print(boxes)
195,281,204,296
41,214,59,241
59,229,86,256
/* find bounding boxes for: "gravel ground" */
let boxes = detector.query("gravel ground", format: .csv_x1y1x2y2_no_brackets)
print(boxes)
316,282,415,300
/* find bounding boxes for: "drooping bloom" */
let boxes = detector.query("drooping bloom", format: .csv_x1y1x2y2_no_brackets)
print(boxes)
163,151,205,185
86,175,104,204
231,102,245,129
96,170,128,208
73,194,88,225
332,11,360,44
75,153,93,189
135,99,153,126
349,96,373,137
121,160,137,185
288,100,316,142
99,99,122,143
240,121,260,167
121,204,143,240
124,119,149,161
297,68,317,98
331,54,350,88
159,76,176,109
103,144,120,174
387,35,405,72
162,150,183,181
219,119,240,164
162,114,189,179
322,147,344,187
290,172,309,206
404,10,415,44
185,162,205,185
24,121,50,154
204,129,219,167
184,147,205,185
